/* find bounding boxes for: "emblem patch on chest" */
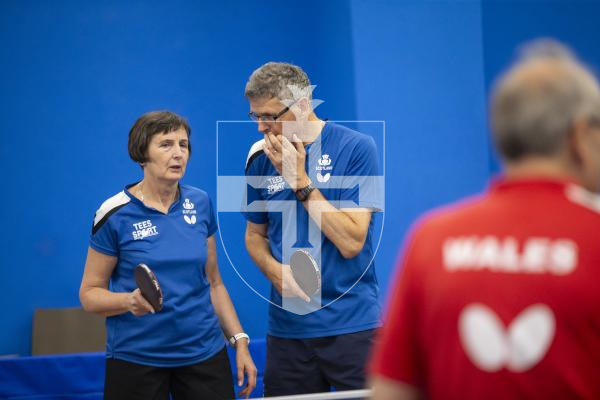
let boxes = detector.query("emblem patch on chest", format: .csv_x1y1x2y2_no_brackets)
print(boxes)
182,198,197,224
316,154,333,182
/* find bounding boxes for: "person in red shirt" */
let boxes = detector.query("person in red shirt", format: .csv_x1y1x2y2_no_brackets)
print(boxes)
370,39,600,400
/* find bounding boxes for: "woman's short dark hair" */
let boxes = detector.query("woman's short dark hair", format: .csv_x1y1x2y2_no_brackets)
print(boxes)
128,111,192,164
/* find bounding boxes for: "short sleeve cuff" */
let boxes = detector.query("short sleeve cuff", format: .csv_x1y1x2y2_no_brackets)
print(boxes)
242,211,268,225
89,240,118,257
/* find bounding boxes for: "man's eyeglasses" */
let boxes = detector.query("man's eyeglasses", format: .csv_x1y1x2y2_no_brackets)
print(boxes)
248,102,296,122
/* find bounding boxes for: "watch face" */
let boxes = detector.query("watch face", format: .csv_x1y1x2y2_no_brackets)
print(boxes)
296,184,314,202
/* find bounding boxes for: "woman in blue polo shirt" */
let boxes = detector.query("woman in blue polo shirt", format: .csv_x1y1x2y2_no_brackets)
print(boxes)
80,111,256,399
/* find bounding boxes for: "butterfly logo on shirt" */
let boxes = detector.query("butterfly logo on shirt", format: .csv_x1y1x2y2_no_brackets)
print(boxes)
184,215,197,225
459,303,556,372
317,173,331,182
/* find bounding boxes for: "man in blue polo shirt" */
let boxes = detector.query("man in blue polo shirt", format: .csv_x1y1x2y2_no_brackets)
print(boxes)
242,62,382,396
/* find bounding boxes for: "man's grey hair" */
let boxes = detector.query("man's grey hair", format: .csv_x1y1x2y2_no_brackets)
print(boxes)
245,62,312,100
491,38,600,161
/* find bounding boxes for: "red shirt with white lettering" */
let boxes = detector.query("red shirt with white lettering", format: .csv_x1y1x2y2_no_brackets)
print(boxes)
371,178,600,399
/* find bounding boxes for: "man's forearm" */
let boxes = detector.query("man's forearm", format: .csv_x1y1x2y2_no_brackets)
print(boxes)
245,229,281,284
301,188,371,258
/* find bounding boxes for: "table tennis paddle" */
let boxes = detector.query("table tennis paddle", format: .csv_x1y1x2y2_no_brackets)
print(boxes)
134,264,163,312
290,250,321,297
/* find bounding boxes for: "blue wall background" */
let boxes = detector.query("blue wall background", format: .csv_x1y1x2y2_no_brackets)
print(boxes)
481,0,600,173
1,0,599,356
350,1,490,292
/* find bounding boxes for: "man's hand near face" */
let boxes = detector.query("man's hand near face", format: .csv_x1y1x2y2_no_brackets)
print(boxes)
263,132,310,190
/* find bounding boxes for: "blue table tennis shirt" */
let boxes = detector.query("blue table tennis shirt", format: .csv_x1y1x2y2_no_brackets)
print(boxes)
244,122,383,338
89,184,224,367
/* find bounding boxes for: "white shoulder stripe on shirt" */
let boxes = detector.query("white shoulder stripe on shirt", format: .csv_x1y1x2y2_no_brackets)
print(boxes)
93,191,131,227
246,139,265,170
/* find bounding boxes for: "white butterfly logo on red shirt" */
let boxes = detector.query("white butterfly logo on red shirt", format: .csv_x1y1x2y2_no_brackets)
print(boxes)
459,303,555,372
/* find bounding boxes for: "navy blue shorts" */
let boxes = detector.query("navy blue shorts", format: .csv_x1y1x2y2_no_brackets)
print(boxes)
263,329,377,397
